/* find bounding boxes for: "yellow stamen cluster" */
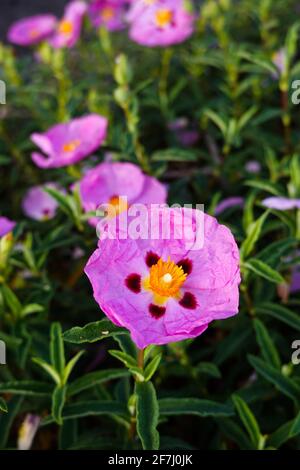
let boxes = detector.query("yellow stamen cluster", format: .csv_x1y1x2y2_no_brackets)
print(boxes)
155,8,173,28
107,195,129,218
62,139,81,153
148,257,187,297
101,7,115,21
58,20,73,35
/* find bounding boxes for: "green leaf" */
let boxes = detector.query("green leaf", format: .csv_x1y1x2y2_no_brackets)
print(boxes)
21,303,44,317
159,398,234,417
248,355,300,404
243,259,284,283
0,398,7,413
1,284,22,317
42,401,128,425
63,320,127,344
245,180,283,196
63,351,84,385
109,350,137,369
232,395,261,448
267,413,300,448
196,362,221,379
253,319,281,369
144,354,162,381
136,381,160,450
240,211,269,260
0,397,23,449
52,385,67,426
256,238,296,267
0,380,53,396
151,148,198,162
32,357,61,385
50,322,65,377
68,369,130,397
255,303,300,332
218,418,254,450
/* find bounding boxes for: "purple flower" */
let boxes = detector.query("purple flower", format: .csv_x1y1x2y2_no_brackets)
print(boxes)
85,207,240,348
168,118,199,147
89,0,127,31
272,48,286,77
31,114,108,169
49,1,87,49
79,161,167,226
22,183,61,221
128,0,195,47
0,216,16,237
261,197,300,211
214,197,244,216
7,15,57,46
290,267,300,293
245,160,261,174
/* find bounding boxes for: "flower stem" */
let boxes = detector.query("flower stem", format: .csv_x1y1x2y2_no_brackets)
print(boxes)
137,348,144,370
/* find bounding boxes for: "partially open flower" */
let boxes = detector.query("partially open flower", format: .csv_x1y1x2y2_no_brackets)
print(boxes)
79,161,167,226
261,197,300,210
0,216,16,237
89,0,127,31
7,15,57,46
85,207,240,348
22,183,62,221
49,1,87,49
31,114,108,169
127,0,195,47
18,414,40,450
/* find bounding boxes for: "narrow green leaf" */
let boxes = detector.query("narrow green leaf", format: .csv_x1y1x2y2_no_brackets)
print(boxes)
240,211,269,259
50,322,65,377
109,350,137,368
159,398,234,417
52,385,67,426
256,302,300,331
63,320,127,344
232,395,260,448
152,148,198,162
21,303,44,317
1,284,22,317
136,381,160,450
248,355,300,404
144,354,162,381
32,357,61,385
218,418,254,450
63,351,84,385
68,369,130,397
253,319,281,369
196,362,221,379
0,380,53,396
0,398,7,413
42,401,128,425
0,397,23,449
244,259,284,283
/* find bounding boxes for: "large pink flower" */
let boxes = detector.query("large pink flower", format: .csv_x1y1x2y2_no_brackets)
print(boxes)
0,217,16,237
85,207,240,348
127,0,195,47
49,1,87,48
79,162,167,226
31,114,108,169
7,15,57,46
89,0,127,31
22,183,61,221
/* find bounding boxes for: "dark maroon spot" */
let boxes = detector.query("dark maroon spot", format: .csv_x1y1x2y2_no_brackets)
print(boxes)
43,208,50,216
149,304,166,319
145,251,160,268
125,273,141,293
179,292,197,310
177,258,193,275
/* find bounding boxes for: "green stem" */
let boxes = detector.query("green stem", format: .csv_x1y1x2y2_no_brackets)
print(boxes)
159,48,172,120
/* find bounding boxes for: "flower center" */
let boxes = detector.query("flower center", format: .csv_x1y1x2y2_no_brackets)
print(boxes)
107,195,129,217
148,257,187,298
155,8,173,28
29,29,39,39
58,20,73,36
62,139,81,153
101,7,115,21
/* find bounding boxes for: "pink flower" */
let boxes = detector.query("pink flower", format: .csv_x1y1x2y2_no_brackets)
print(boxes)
214,197,244,216
49,1,87,49
85,207,240,348
262,197,300,211
79,162,167,225
31,114,108,169
127,0,195,47
22,183,61,221
89,0,127,31
7,15,57,46
0,216,16,237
